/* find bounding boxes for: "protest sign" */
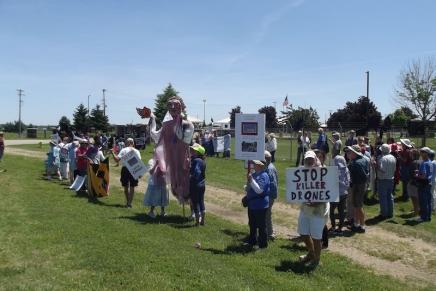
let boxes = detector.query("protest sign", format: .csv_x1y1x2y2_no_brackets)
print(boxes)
285,166,339,203
234,113,265,161
215,136,224,153
121,149,148,180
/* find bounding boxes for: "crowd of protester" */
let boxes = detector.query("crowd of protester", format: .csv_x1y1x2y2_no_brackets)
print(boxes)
36,126,436,269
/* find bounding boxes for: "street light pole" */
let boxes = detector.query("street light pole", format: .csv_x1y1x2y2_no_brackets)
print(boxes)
366,71,369,99
203,99,206,127
366,71,370,132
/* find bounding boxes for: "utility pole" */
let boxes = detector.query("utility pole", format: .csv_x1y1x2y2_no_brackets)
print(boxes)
202,99,206,127
366,71,370,99
102,89,107,116
366,71,370,132
273,101,277,111
17,89,24,137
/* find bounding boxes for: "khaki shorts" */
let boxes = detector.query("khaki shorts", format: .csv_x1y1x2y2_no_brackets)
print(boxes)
351,183,366,208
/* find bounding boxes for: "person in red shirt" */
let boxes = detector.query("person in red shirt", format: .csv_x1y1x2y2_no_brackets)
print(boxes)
398,139,413,201
75,139,89,178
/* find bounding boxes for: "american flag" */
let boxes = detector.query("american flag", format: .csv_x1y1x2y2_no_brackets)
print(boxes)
282,95,289,107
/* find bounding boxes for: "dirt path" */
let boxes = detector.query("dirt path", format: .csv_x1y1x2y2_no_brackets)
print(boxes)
6,147,436,286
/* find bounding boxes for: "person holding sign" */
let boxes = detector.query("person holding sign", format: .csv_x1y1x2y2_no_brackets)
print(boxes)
297,150,329,267
112,138,142,208
245,160,270,249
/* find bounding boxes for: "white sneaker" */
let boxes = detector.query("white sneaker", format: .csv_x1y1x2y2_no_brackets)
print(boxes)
147,211,156,218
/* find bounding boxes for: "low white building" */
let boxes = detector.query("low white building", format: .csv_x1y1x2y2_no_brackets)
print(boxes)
213,117,231,130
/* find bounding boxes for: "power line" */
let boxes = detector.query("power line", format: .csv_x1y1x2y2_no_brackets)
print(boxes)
17,89,24,137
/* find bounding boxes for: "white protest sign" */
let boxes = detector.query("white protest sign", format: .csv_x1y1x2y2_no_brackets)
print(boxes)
216,136,224,153
286,166,339,203
234,113,265,161
121,149,148,180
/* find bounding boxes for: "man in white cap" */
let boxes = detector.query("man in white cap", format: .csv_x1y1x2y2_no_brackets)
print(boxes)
345,145,369,233
376,144,397,219
415,147,433,222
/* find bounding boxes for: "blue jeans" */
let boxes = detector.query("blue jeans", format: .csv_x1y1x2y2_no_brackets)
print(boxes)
190,185,205,215
378,179,394,217
418,184,432,221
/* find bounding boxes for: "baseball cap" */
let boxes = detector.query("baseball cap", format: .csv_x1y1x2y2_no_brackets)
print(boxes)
190,143,205,155
304,150,316,160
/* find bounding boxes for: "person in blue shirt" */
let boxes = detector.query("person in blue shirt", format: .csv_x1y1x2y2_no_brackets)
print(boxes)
189,143,207,226
245,160,270,249
264,151,278,240
316,128,327,152
416,147,433,222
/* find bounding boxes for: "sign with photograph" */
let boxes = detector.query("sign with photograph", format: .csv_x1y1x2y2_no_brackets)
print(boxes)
285,166,339,203
234,113,265,161
121,149,148,180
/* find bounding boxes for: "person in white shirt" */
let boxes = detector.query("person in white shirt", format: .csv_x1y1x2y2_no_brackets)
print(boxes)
112,138,142,208
376,144,397,218
266,133,278,162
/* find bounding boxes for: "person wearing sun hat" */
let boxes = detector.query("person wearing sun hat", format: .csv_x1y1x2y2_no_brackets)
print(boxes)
297,150,329,267
345,144,369,233
245,159,270,249
415,147,433,222
189,143,207,226
398,138,414,201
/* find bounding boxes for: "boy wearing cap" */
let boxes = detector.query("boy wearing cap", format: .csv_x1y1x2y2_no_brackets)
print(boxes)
416,147,433,222
189,143,207,225
346,145,369,233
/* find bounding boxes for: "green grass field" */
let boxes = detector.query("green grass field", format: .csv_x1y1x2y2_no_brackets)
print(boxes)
1,154,434,290
9,136,436,245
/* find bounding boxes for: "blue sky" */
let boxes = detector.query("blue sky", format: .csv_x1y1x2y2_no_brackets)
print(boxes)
1,0,435,125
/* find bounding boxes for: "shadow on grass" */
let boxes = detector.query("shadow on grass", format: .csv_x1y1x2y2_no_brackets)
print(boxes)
275,260,317,274
364,197,379,206
220,229,248,241
202,243,256,255
399,212,416,219
403,219,423,226
118,213,191,226
280,243,306,252
365,215,387,226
